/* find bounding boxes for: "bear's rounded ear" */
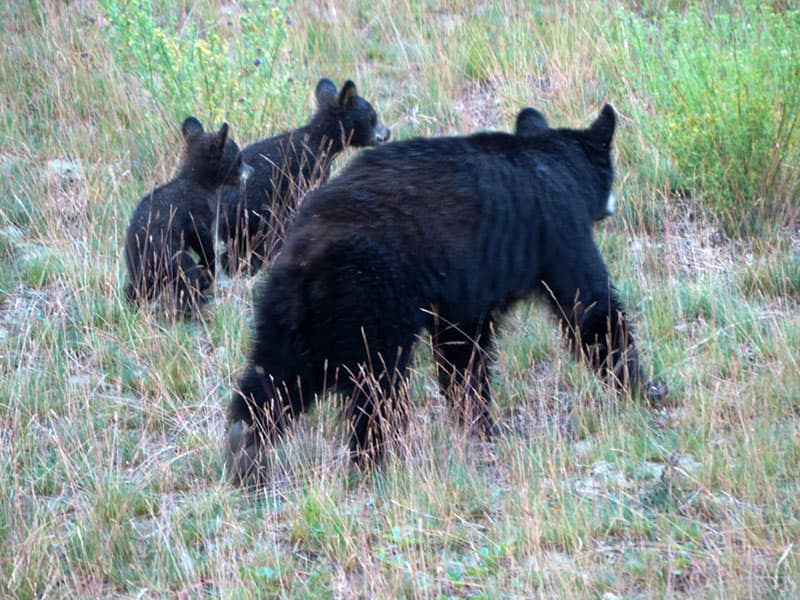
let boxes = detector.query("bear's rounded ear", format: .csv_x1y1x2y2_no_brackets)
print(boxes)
182,116,205,139
338,80,358,109
588,104,616,148
315,78,338,107
215,123,230,149
515,107,549,137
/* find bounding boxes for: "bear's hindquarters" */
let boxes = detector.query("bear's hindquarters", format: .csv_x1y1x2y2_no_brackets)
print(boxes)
225,238,428,483
225,264,313,484
302,239,424,465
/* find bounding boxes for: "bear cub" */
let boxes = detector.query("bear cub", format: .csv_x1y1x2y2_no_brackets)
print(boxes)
226,105,644,486
124,116,251,316
219,78,390,275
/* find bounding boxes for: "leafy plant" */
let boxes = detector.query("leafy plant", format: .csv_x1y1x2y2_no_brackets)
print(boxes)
612,1,800,235
98,0,291,128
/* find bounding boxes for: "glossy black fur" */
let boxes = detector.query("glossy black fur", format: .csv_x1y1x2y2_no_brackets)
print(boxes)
124,117,248,316
226,105,643,484
219,78,390,274
515,107,549,135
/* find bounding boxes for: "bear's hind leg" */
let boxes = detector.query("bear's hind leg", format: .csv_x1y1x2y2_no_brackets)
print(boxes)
171,251,211,315
344,347,414,467
431,316,496,438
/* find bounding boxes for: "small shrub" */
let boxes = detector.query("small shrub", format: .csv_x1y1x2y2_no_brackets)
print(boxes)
612,2,800,235
98,0,291,129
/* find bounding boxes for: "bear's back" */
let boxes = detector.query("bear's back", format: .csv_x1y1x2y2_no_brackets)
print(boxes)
127,178,213,242
292,130,602,249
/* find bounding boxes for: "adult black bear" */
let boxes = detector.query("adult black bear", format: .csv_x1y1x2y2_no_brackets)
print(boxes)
124,116,251,316
219,78,391,275
226,105,643,485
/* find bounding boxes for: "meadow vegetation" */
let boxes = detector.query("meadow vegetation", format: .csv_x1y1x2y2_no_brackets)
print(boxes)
0,0,798,597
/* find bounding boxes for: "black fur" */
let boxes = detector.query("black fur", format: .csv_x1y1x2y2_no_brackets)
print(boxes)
226,105,643,484
515,107,549,136
219,78,390,275
124,116,250,316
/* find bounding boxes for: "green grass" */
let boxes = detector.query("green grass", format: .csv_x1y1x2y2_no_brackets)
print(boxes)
1,0,798,597
607,0,800,235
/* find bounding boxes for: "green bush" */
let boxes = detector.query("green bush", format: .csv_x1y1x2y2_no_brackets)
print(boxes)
613,2,799,235
98,0,290,129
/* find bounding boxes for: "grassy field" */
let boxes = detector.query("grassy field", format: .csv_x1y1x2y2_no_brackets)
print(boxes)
1,0,799,597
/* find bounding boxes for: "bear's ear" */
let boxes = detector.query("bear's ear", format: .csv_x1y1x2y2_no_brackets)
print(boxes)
214,122,229,150
182,116,204,139
338,80,358,109
587,104,616,148
515,107,549,137
315,78,338,107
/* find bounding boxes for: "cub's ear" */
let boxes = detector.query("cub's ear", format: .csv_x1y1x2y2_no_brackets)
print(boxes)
338,80,358,109
214,122,230,150
181,116,204,139
587,104,616,148
315,78,338,106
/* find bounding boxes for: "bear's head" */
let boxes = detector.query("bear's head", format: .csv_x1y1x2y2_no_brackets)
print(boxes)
313,78,391,148
180,116,253,188
518,104,617,222
580,104,617,221
514,104,617,221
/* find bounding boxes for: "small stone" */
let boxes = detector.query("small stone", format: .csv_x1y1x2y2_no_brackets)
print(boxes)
636,461,664,481
573,438,594,458
0,225,25,246
0,153,16,176
17,243,56,268
676,454,701,477
69,374,93,386
46,158,83,184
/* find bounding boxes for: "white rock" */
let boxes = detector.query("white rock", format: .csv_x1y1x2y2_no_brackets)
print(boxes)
46,158,83,184
0,153,16,176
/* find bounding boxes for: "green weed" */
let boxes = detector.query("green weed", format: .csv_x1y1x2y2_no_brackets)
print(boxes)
610,1,800,235
98,0,291,129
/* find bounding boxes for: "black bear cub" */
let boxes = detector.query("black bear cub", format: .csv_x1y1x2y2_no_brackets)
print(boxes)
226,105,643,485
124,116,251,316
219,78,391,275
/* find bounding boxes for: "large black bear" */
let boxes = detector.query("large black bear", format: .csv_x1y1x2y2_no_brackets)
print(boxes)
219,78,391,275
226,105,643,485
124,116,251,316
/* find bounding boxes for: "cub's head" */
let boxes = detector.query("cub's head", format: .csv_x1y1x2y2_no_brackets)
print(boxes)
180,116,253,188
313,78,391,147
